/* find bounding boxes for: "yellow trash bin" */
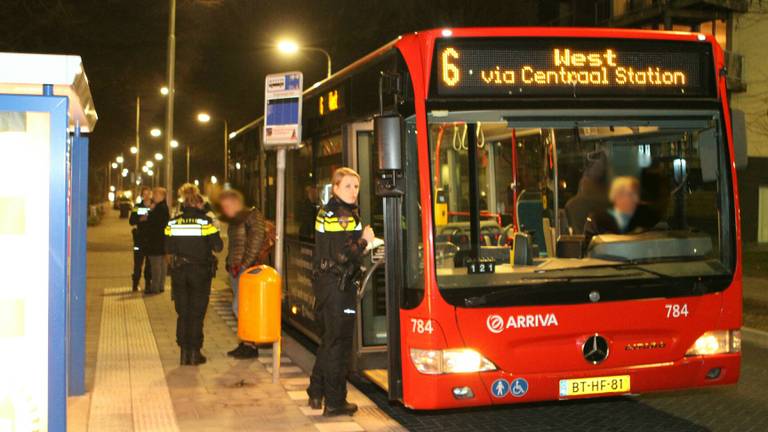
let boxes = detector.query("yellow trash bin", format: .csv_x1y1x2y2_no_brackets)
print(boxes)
237,265,282,344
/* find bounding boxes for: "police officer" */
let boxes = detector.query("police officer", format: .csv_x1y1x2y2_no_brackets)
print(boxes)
129,186,152,291
165,183,223,366
307,167,375,417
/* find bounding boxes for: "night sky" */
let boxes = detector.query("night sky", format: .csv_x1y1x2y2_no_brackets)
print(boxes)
1,0,544,194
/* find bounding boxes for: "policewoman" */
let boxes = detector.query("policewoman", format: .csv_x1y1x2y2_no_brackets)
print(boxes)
165,183,223,365
307,167,375,416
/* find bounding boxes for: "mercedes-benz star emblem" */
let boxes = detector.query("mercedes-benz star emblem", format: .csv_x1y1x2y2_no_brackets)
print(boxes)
582,334,609,364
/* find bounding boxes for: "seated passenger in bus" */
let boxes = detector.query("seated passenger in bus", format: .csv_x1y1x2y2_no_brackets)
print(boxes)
565,150,609,235
583,176,660,246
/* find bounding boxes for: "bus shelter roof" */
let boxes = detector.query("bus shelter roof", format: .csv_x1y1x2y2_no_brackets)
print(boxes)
0,52,97,132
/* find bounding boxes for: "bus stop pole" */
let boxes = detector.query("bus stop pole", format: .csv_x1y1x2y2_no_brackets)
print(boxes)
271,147,287,383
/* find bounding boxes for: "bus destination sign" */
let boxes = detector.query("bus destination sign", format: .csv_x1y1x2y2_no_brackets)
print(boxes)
433,38,714,98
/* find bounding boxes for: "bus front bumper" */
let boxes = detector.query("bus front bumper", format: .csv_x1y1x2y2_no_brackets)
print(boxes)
402,353,740,410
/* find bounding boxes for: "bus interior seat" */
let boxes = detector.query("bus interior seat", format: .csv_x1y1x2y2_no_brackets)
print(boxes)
516,190,546,254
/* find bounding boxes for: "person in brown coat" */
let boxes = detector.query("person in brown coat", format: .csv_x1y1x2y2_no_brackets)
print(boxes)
219,188,267,358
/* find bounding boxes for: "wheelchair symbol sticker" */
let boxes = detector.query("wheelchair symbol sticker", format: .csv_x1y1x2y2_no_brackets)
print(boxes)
491,378,509,398
510,378,529,397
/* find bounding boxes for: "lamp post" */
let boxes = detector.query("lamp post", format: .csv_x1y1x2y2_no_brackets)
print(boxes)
164,0,177,202
196,112,230,185
277,39,332,79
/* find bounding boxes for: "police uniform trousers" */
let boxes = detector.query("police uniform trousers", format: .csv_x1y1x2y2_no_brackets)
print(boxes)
132,248,151,285
308,273,357,406
171,264,212,350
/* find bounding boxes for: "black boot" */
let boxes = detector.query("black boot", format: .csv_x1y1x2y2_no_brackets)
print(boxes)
308,397,323,410
189,349,207,365
132,279,139,292
180,348,192,365
323,402,358,417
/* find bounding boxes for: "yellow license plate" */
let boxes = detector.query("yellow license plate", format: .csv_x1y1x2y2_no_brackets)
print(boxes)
559,375,630,397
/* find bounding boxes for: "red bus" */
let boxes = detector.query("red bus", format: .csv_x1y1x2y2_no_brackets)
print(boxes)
228,27,746,410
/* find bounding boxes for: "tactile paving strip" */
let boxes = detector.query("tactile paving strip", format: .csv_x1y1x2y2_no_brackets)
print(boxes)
209,288,373,432
88,288,179,432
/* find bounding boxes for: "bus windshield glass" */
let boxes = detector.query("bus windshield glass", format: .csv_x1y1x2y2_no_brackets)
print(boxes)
427,110,732,304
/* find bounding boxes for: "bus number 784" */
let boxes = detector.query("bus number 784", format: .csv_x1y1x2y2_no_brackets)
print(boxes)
665,304,689,319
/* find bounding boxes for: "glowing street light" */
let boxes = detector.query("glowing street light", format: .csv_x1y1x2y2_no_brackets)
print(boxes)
121,168,129,177
277,39,299,54
276,39,332,78
109,185,116,192
228,131,238,139
150,128,162,137
196,112,211,123
111,162,118,169
147,169,154,176
116,155,124,164
194,179,199,186
146,160,154,168
130,146,138,154
142,165,149,173
170,139,179,149
210,175,218,184
154,152,164,161
160,86,169,96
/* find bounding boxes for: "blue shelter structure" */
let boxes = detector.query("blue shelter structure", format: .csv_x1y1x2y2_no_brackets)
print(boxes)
0,53,97,431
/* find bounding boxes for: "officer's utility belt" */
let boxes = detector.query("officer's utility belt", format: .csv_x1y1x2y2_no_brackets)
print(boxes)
173,255,213,267
316,259,343,275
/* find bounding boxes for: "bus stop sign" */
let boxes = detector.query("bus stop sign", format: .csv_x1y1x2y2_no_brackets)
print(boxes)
263,71,303,148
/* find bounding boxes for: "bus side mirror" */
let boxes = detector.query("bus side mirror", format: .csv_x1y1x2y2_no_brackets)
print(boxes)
731,109,748,170
375,114,403,171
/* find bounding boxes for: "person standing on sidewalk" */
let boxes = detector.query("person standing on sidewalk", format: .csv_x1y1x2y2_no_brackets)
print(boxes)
145,187,170,295
165,183,223,366
129,186,152,291
307,167,375,417
218,188,269,359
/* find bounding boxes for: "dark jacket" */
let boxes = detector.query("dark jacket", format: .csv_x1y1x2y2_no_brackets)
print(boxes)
165,206,223,263
564,177,609,235
129,200,151,247
222,207,266,269
313,197,368,273
584,204,660,247
144,201,170,256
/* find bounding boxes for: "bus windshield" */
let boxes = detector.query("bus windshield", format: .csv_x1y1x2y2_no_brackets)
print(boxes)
427,110,733,305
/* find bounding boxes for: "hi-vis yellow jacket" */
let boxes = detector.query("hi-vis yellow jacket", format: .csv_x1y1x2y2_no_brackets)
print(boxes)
165,206,223,263
313,196,367,272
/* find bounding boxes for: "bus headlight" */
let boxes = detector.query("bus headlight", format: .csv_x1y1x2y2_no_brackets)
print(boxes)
685,330,741,356
410,348,496,374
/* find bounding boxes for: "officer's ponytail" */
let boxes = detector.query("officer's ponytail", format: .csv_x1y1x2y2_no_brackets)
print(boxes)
178,183,203,208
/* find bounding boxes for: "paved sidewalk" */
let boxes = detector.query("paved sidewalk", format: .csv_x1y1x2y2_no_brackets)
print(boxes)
69,208,401,432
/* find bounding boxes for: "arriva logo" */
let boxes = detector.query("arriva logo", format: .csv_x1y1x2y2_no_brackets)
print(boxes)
486,313,559,333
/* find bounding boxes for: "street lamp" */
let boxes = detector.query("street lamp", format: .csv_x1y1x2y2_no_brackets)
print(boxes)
116,155,124,164
196,113,230,184
210,175,218,184
160,86,169,96
170,139,179,149
197,112,211,123
154,152,164,161
276,39,332,78
130,146,138,154
150,128,162,137
146,160,154,168
111,162,118,169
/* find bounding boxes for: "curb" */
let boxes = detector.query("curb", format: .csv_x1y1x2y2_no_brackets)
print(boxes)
742,326,768,349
